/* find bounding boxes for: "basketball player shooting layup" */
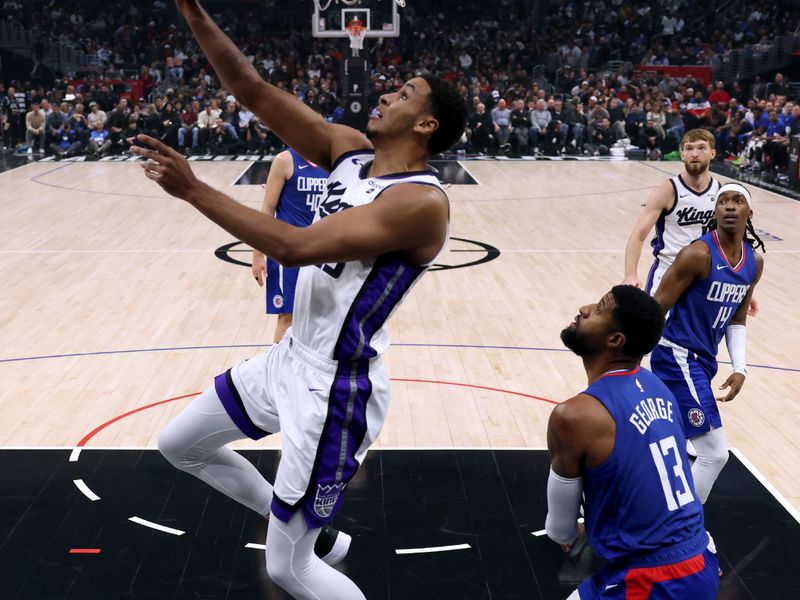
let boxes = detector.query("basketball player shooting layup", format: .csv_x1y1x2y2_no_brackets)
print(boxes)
251,148,328,343
622,128,758,315
130,1,467,598
547,285,719,600
651,183,764,506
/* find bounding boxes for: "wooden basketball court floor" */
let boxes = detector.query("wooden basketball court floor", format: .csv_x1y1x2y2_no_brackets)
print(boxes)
1,157,799,598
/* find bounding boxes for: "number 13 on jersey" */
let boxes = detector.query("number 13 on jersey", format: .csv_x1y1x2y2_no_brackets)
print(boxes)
650,435,696,511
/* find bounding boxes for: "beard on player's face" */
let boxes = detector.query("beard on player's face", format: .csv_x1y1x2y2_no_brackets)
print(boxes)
560,326,595,357
684,159,708,176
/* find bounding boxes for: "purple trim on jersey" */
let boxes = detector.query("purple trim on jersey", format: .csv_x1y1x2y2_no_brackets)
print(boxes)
269,359,373,528
270,495,295,523
308,360,372,528
214,370,271,440
650,212,667,258
664,179,679,216
331,148,374,171
333,253,426,361
645,257,659,295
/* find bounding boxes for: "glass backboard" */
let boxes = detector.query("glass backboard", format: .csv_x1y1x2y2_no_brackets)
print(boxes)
312,0,401,38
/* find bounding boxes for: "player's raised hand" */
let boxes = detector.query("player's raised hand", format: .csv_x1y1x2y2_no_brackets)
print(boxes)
131,134,200,200
252,251,266,287
717,372,745,403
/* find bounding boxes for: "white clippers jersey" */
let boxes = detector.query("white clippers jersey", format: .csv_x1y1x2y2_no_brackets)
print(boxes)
647,174,720,278
291,149,446,361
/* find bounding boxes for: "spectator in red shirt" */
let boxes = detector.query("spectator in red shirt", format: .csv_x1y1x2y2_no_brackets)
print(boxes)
707,81,731,106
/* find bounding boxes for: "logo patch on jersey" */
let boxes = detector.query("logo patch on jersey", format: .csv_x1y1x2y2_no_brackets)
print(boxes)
635,379,644,393
313,482,346,518
688,408,705,428
272,294,284,309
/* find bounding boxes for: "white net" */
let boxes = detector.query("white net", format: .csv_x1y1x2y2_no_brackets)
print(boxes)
346,22,365,50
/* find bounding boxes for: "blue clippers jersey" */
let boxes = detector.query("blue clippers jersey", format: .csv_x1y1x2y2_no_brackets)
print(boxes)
583,367,704,561
275,149,328,226
662,231,756,362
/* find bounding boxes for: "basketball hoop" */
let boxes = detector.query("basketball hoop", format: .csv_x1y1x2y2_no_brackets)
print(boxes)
346,18,366,54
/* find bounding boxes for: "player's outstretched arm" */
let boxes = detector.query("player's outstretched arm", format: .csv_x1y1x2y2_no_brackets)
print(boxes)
174,0,368,170
623,179,674,287
653,241,709,312
133,136,447,266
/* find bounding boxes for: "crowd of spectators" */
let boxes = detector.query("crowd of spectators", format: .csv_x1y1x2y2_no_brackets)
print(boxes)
457,69,797,169
0,0,798,177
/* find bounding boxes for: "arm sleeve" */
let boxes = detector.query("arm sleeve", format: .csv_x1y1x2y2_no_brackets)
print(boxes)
545,468,583,544
725,324,747,374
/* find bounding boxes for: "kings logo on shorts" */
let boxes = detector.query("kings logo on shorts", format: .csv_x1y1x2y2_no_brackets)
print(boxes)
314,482,346,518
688,407,705,427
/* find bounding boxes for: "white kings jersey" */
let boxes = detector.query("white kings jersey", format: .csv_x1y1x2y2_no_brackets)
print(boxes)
645,174,720,294
291,149,447,361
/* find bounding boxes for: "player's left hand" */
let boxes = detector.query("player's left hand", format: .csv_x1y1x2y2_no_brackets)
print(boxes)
747,297,759,317
717,372,745,402
131,134,200,200
560,522,585,553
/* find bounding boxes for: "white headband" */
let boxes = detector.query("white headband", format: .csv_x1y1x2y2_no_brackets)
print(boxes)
715,182,753,207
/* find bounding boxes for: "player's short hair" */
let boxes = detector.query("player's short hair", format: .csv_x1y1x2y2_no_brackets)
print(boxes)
420,74,467,156
680,128,715,150
610,285,665,358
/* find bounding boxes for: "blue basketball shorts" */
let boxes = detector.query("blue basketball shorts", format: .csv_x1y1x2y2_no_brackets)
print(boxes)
650,338,721,437
575,547,719,599
266,258,299,314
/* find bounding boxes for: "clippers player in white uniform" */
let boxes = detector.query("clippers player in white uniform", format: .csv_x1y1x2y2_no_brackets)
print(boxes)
131,2,467,598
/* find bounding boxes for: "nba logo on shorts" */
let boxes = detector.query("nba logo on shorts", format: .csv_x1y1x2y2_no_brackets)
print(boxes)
272,294,284,309
688,408,705,427
314,482,346,518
